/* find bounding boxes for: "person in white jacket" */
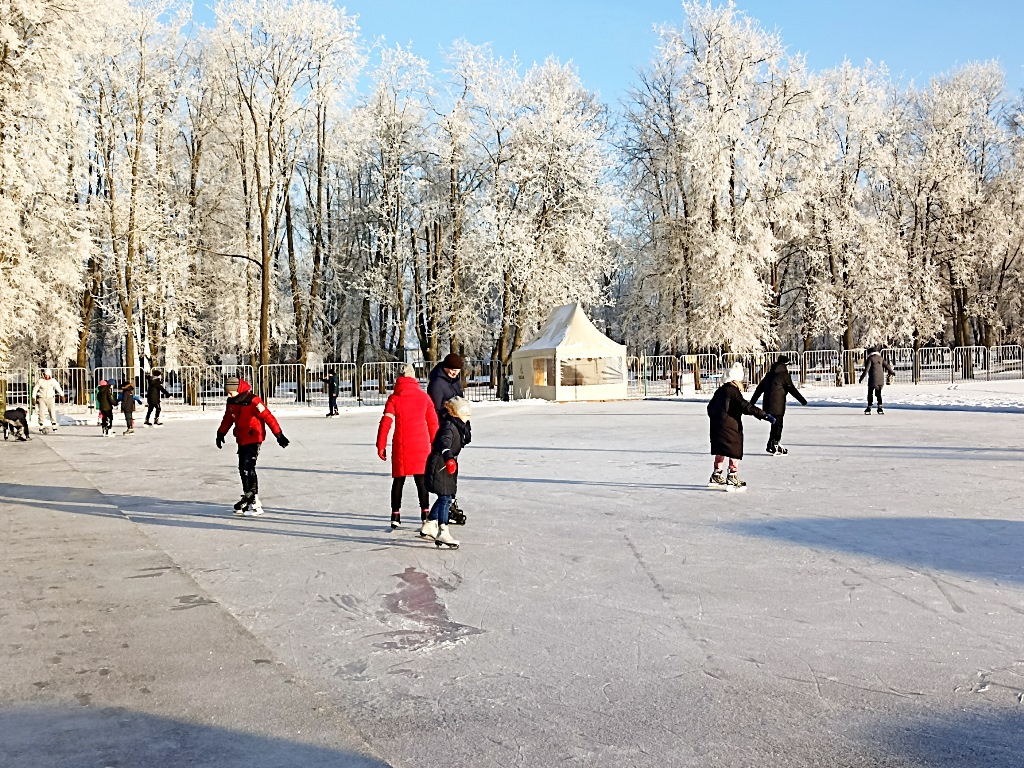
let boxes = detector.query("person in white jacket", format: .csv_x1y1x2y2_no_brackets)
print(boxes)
33,369,64,431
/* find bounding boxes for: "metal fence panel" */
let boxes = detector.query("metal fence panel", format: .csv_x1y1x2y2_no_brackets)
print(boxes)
459,359,502,403
258,364,307,404
359,362,408,407
201,365,256,407
638,355,679,396
989,345,1023,380
678,354,722,392
1,369,30,410
39,368,91,411
953,346,989,381
626,356,642,398
160,367,204,409
801,350,842,387
916,347,953,383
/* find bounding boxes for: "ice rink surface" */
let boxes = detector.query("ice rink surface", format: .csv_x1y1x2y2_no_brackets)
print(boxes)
6,394,1024,767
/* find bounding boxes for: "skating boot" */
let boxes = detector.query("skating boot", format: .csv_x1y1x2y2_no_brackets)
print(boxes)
766,442,777,455
725,472,747,491
233,492,253,515
434,525,460,549
419,518,439,540
243,495,264,517
390,511,402,529
51,424,58,432
876,406,884,414
448,499,467,526
154,419,163,426
864,407,871,414
144,420,152,426
709,469,727,487
123,427,134,435
773,445,789,455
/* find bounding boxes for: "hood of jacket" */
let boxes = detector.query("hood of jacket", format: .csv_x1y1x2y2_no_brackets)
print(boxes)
771,356,790,373
393,375,422,396
229,379,254,404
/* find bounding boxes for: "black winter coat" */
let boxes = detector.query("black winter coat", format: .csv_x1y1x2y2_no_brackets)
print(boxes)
424,413,470,496
426,363,472,443
119,385,141,414
859,351,895,388
327,374,340,397
146,375,170,405
707,381,767,459
96,384,116,412
751,357,807,416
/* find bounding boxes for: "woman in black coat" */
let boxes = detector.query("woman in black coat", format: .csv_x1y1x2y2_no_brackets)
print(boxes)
707,363,774,488
421,396,472,548
751,356,807,455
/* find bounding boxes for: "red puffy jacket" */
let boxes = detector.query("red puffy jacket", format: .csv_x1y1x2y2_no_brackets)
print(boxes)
218,380,283,446
376,376,439,478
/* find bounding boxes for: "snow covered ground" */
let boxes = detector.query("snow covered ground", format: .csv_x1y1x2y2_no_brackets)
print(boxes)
19,391,1024,766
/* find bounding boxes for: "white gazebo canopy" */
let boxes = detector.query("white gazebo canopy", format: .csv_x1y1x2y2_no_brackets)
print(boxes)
510,304,628,401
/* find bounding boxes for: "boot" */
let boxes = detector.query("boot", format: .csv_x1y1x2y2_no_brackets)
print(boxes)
390,511,402,529
709,469,727,486
876,406,884,414
766,442,777,455
234,492,253,515
434,525,460,549
774,445,788,455
726,472,746,489
419,518,439,540
864,407,871,414
243,495,264,517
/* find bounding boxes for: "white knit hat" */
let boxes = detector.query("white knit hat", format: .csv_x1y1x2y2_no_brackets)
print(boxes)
445,396,472,420
724,362,745,384
402,363,416,378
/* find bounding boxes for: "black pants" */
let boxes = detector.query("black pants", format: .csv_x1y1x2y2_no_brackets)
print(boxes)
124,412,134,428
391,475,428,511
328,394,338,415
238,443,261,496
100,409,113,431
768,414,784,447
146,403,161,422
867,386,883,406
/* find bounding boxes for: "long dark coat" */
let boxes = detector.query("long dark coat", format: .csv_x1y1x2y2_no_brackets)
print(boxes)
146,374,170,406
751,357,807,416
424,412,470,496
707,381,766,459
859,350,895,388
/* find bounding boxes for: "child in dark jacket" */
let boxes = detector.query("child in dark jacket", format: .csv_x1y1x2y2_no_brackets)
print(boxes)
95,379,117,436
420,396,472,548
750,355,807,455
707,363,775,489
118,383,143,434
216,377,289,516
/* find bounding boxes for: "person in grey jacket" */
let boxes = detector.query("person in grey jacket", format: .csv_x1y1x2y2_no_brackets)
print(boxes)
859,347,895,414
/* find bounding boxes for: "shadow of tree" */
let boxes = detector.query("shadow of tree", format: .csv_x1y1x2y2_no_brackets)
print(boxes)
871,710,1024,767
0,705,390,768
724,516,1024,585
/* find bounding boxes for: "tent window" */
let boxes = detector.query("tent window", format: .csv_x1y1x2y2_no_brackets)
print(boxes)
560,357,623,386
533,358,553,386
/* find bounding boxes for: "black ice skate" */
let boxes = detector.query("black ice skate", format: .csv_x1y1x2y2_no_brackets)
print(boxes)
708,470,727,487
725,472,747,491
233,493,253,515
876,407,884,414
448,499,467,526
773,445,788,455
864,407,871,414
390,511,402,529
766,443,777,455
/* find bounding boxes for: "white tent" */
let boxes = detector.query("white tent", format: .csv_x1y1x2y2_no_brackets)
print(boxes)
510,304,628,401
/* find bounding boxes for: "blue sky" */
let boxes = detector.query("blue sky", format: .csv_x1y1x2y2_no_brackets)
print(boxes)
193,1,1024,100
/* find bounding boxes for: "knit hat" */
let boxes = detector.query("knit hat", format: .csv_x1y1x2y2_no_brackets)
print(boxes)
99,379,108,386
44,369,52,378
724,362,745,384
441,353,463,370
225,376,240,394
445,396,472,420
402,363,417,378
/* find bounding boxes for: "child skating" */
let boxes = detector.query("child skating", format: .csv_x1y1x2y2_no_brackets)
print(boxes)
421,396,472,548
95,379,116,436
707,363,775,490
376,364,439,529
216,377,289,516
118,381,142,434
750,355,807,455
144,369,170,425
859,347,895,414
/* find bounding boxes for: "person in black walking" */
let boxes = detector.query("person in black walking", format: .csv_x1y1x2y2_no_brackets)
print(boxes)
144,369,171,425
859,347,895,414
751,356,807,455
325,370,340,417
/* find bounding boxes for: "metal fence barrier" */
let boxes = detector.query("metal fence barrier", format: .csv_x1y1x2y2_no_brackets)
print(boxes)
1,369,30,410
801,350,842,387
953,346,988,381
258,364,307,404
39,367,91,411
306,363,359,411
916,347,953,383
989,345,1023,380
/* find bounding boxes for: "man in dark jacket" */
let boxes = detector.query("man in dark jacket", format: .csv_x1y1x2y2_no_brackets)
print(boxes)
144,369,171,426
859,347,895,414
707,363,774,489
3,407,30,441
751,355,807,455
427,353,471,524
326,371,340,417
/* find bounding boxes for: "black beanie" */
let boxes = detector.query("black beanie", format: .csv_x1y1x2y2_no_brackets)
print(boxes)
442,353,463,369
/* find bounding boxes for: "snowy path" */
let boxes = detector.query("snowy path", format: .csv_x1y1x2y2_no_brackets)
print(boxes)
31,399,1024,766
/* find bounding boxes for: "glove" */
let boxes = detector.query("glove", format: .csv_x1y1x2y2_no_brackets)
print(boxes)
445,458,458,475
378,448,387,461
216,432,225,449
276,433,290,448
764,414,777,424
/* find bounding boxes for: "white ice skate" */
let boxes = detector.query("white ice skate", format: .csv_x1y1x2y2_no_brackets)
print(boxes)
434,525,460,549
243,495,264,517
419,518,439,540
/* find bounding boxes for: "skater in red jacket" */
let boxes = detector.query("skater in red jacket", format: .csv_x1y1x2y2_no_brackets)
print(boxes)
216,377,289,516
376,364,439,529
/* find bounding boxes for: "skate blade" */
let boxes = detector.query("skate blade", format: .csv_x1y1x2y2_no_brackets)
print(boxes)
724,485,747,493
434,541,459,549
